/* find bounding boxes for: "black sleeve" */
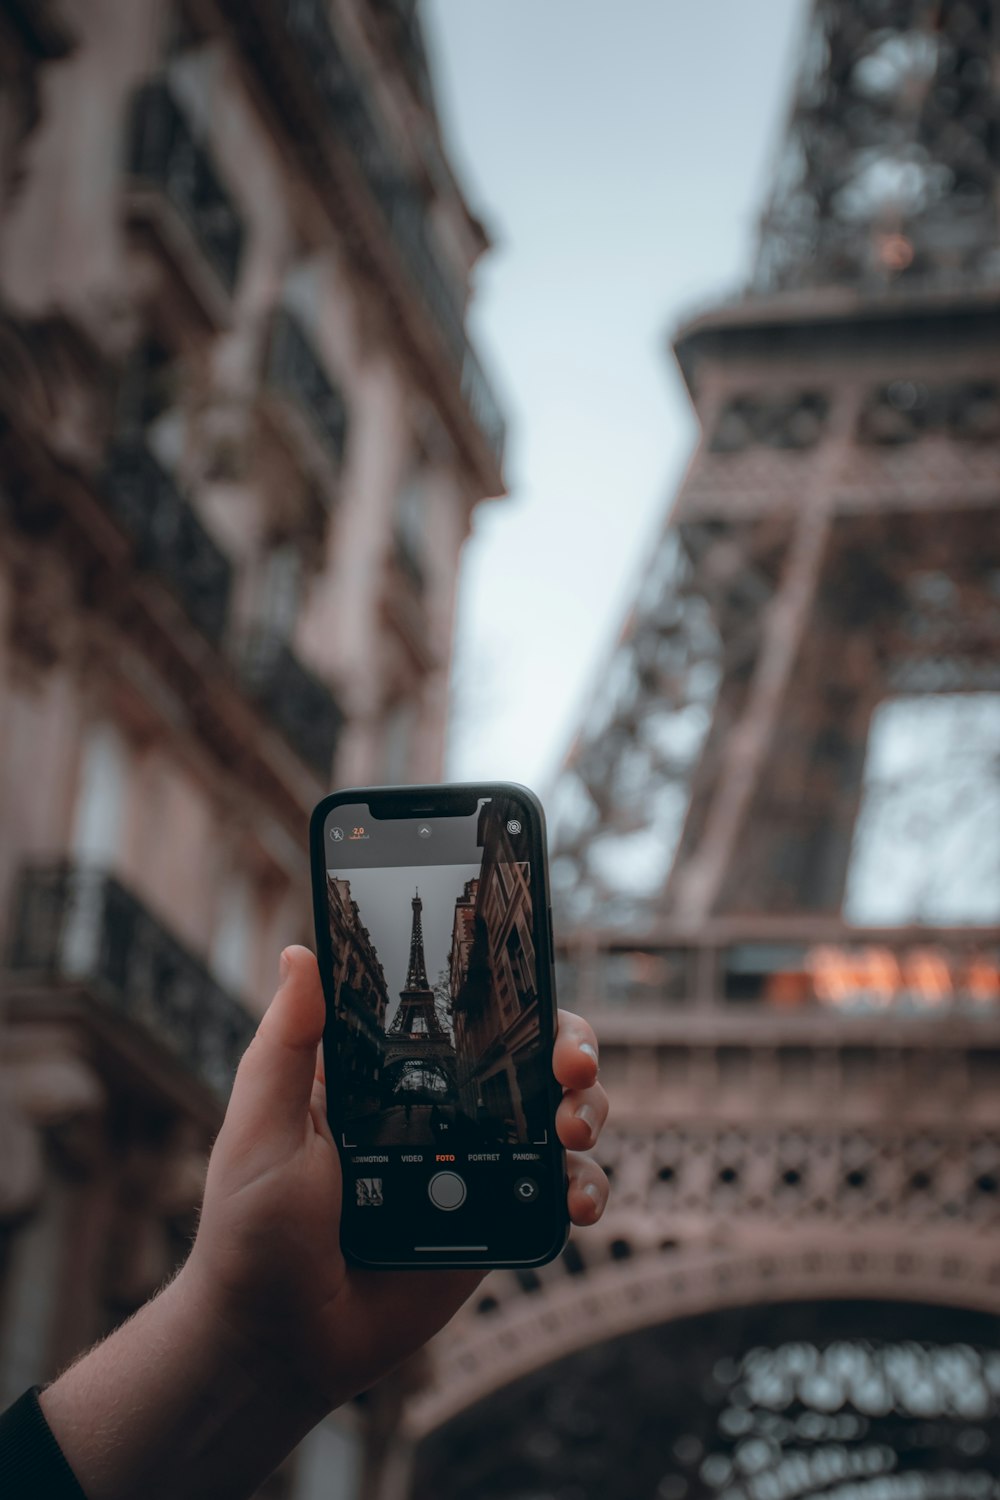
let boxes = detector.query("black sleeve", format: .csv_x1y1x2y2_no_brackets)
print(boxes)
0,1387,88,1498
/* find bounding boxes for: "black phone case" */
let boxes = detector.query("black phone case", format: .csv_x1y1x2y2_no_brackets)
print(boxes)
309,781,570,1269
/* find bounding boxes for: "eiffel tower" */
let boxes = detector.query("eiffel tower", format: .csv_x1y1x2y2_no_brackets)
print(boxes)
383,891,454,1086
380,6,1000,1499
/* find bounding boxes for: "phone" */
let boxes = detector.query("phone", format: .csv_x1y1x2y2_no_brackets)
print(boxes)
310,782,569,1269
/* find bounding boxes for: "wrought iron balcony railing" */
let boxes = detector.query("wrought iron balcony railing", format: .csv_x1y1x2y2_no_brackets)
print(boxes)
276,0,506,470
8,865,254,1099
126,79,245,297
266,308,349,475
103,439,233,645
243,630,345,778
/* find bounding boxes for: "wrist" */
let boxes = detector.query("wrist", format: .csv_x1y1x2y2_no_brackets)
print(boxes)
40,1259,329,1500
176,1250,334,1431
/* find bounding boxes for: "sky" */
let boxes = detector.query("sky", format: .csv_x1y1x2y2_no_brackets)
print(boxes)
423,0,805,794
844,695,1000,926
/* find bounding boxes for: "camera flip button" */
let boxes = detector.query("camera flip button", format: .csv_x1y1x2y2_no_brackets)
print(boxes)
514,1177,540,1204
428,1171,467,1211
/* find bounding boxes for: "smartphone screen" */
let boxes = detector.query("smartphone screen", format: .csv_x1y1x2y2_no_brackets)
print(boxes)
311,784,568,1268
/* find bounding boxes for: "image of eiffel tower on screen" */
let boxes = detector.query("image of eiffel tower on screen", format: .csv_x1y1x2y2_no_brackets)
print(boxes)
327,806,548,1149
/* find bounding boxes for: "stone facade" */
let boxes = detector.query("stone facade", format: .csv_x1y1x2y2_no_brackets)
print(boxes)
0,3,504,1495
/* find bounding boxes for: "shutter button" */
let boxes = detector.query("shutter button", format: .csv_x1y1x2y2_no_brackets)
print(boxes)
428,1171,467,1210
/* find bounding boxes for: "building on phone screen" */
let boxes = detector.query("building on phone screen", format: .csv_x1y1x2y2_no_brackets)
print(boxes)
327,875,389,1125
450,800,544,1144
0,1,504,1493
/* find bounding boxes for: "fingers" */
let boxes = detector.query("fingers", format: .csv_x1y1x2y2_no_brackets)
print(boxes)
566,1151,609,1226
556,1079,609,1152
553,1011,609,1217
229,946,325,1139
553,1009,600,1093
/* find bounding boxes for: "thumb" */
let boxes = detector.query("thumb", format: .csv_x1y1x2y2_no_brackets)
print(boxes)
228,945,326,1140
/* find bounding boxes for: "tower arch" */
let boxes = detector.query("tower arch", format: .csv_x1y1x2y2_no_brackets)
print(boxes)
405,1237,1000,1442
413,1285,1000,1500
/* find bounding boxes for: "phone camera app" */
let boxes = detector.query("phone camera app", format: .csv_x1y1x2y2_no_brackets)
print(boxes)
328,796,546,1154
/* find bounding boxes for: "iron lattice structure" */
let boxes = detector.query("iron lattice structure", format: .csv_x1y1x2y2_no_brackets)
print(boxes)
549,0,1000,934
754,0,1000,296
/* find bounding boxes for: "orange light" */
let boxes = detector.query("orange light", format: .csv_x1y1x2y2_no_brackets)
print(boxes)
766,970,811,1007
866,947,902,999
903,948,952,1005
878,233,914,271
806,944,999,1010
966,958,1000,1003
811,945,860,1003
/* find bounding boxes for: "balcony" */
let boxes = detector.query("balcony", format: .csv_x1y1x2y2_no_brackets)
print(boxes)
242,631,344,778
6,0,75,59
125,79,246,308
102,439,233,645
383,543,435,670
265,308,349,481
461,344,506,469
7,865,254,1099
234,0,505,478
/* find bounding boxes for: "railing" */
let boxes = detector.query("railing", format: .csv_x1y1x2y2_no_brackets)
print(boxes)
8,865,254,1098
276,0,506,469
243,630,344,778
266,308,349,473
460,344,507,469
103,439,233,645
127,79,245,296
557,925,1000,1017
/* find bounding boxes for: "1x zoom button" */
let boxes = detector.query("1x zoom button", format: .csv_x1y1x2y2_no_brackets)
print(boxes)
428,1171,466,1211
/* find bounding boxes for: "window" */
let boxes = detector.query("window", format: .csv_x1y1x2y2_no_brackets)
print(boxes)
212,871,256,994
72,721,129,866
259,542,303,642
117,340,186,471
393,469,427,588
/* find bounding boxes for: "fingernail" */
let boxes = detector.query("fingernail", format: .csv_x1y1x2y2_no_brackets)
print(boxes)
579,1042,599,1069
279,948,292,983
582,1182,602,1209
575,1103,598,1138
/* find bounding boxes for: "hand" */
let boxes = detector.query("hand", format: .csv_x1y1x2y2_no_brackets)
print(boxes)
187,944,610,1410
39,946,609,1500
